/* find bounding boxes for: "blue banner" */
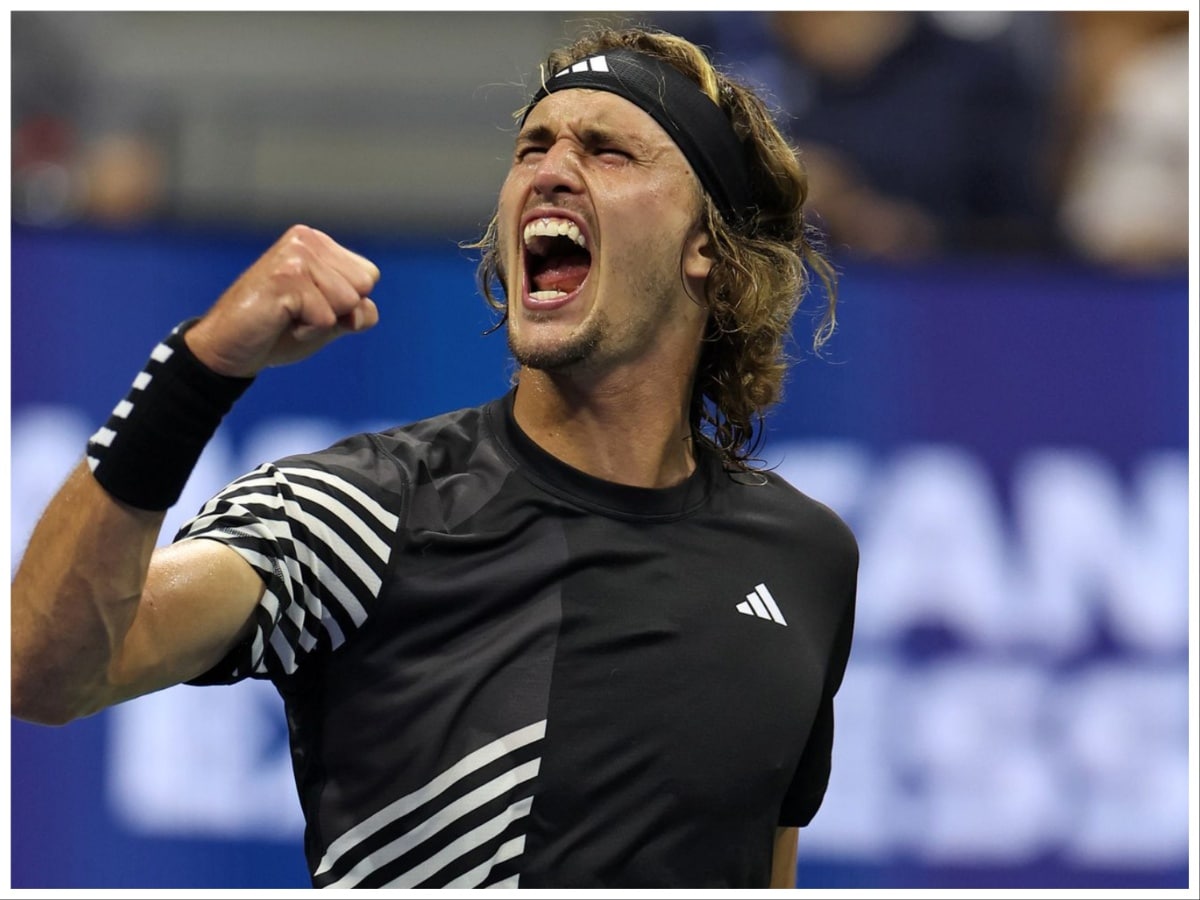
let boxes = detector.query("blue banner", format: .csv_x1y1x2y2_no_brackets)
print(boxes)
8,224,1190,888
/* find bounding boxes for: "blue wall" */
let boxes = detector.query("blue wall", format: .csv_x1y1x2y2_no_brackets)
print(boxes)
8,224,1190,888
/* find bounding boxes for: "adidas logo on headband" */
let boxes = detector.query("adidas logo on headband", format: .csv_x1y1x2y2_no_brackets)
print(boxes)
528,48,755,225
555,55,611,76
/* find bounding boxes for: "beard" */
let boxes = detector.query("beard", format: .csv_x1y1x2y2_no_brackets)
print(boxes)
507,311,609,373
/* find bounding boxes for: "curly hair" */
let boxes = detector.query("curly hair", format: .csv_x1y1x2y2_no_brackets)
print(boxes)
472,24,838,469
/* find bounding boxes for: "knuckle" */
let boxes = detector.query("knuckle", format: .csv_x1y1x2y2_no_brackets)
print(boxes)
346,268,369,292
278,255,307,279
284,223,314,242
282,228,318,260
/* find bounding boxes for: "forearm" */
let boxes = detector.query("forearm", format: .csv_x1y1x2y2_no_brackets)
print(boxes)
10,462,164,724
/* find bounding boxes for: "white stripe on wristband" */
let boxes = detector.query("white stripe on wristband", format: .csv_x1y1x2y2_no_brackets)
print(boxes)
86,319,255,510
85,343,173,466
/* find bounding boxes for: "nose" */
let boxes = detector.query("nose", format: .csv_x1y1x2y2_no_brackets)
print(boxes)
530,141,584,199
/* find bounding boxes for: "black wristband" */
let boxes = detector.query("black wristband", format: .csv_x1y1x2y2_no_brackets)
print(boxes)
86,319,255,511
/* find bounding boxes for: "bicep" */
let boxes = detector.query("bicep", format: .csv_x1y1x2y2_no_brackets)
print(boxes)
106,538,264,703
770,826,799,888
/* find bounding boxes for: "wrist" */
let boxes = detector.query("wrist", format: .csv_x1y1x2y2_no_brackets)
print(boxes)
182,318,259,378
86,320,256,511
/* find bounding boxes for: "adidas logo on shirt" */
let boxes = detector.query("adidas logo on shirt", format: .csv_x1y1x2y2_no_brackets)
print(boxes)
735,583,788,626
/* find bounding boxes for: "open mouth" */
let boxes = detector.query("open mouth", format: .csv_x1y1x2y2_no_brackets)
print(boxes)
523,215,592,307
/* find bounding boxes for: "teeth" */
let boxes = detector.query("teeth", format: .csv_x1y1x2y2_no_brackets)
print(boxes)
523,217,586,249
529,290,569,301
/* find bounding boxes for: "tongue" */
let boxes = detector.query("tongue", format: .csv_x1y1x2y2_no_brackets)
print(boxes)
532,259,590,295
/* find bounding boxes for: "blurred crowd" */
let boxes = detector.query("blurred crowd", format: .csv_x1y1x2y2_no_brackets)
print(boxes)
12,12,169,228
11,11,1191,271
652,10,1190,271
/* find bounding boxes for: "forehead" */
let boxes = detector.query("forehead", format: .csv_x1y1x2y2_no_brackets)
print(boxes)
520,89,677,148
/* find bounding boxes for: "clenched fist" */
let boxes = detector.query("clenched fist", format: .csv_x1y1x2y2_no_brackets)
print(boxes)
185,225,380,377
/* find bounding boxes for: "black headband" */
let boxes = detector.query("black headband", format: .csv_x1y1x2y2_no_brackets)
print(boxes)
522,48,755,226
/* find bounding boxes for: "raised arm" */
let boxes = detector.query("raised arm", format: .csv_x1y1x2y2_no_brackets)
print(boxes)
10,225,380,725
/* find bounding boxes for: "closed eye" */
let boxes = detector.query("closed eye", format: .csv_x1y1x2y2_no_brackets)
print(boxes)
515,145,547,162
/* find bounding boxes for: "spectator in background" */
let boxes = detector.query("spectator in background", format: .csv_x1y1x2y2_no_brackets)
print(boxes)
650,11,1062,263
11,11,168,227
11,11,88,225
1052,11,1189,271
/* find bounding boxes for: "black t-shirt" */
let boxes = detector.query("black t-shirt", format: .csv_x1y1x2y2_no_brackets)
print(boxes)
178,391,858,888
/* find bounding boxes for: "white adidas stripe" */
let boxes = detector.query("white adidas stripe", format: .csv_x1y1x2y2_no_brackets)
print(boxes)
325,759,540,888
755,582,787,626
314,720,546,879
556,54,609,77
380,796,535,889
442,835,526,889
744,589,769,619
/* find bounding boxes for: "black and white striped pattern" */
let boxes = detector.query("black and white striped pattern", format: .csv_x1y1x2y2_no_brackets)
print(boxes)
86,320,254,511
313,720,546,888
85,338,172,473
175,461,398,678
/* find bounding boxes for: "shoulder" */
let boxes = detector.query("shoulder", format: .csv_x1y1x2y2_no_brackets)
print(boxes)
200,397,510,540
369,400,498,474
722,465,859,566
273,399,497,485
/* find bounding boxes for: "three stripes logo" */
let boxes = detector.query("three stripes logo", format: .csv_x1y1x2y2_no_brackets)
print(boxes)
736,583,788,627
554,54,610,77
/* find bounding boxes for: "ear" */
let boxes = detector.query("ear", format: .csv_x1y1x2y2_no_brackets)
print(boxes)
682,226,715,283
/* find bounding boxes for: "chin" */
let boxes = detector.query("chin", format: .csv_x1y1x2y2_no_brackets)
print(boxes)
508,318,605,373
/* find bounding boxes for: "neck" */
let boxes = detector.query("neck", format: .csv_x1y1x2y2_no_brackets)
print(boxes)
512,364,697,489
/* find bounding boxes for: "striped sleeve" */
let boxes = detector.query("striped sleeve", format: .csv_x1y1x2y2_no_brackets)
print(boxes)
175,459,399,684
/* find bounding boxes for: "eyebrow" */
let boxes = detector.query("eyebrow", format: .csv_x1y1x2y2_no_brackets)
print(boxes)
515,122,648,153
515,123,556,146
